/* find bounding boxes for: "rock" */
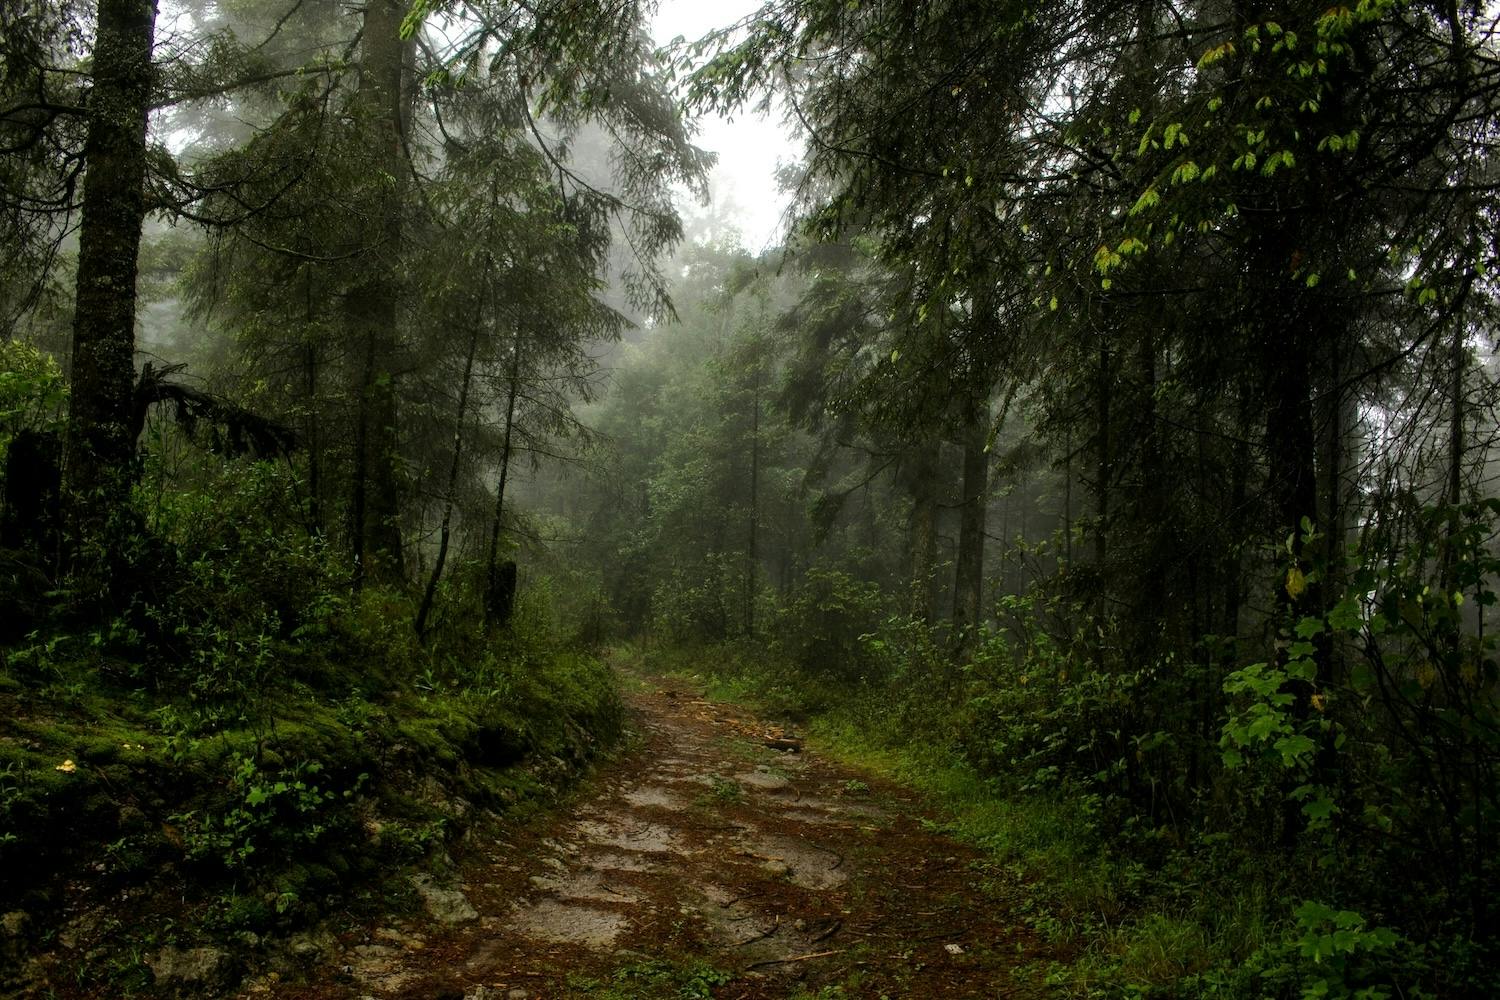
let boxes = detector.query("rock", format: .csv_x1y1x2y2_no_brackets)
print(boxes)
508,989,531,999
411,874,479,924
419,775,448,806
1,911,29,939
374,926,426,950
1,910,30,966
57,910,104,950
289,934,324,960
147,945,227,984
738,768,791,793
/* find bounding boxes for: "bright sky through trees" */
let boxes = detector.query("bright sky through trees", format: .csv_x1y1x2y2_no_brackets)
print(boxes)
652,0,795,251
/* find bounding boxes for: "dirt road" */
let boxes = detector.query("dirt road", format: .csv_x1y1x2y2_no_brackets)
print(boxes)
250,669,1049,998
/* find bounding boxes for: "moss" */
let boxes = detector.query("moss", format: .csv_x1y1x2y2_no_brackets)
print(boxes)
1,622,624,997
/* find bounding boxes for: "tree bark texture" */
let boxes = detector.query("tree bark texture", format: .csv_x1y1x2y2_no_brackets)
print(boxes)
349,0,409,585
746,360,761,636
953,395,988,631
64,0,158,519
485,324,524,626
907,442,939,621
415,291,484,640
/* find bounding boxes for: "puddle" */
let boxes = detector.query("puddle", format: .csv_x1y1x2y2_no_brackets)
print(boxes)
750,835,848,890
529,867,644,904
661,773,718,787
737,768,793,793
576,816,682,854
622,785,687,810
512,899,630,948
796,796,887,819
692,887,812,966
582,851,661,873
780,808,841,826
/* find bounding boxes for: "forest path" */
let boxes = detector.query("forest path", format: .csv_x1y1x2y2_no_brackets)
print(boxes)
249,664,1049,999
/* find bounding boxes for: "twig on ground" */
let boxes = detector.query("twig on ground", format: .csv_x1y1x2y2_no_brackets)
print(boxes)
746,949,844,969
810,918,843,944
735,916,780,947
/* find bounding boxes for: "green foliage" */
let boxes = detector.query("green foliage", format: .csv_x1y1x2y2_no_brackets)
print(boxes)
0,340,66,457
171,753,363,873
660,494,1500,998
706,774,743,805
771,567,887,681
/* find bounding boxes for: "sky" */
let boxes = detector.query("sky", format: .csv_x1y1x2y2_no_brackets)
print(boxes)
651,0,798,253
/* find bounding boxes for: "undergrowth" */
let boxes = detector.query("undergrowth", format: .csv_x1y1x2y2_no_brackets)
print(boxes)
0,455,621,996
620,541,1499,1000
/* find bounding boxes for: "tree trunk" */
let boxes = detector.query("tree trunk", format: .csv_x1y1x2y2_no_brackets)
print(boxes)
746,359,761,636
64,0,158,534
952,393,988,632
1442,315,1468,591
485,324,524,627
908,443,939,620
1094,326,1112,607
303,307,324,539
349,0,408,586
1135,329,1167,632
416,287,484,640
1265,336,1319,600
1063,424,1073,569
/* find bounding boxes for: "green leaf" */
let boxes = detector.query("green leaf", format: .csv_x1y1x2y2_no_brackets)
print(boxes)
1275,733,1317,766
1130,187,1161,216
1302,792,1338,822
1294,616,1325,639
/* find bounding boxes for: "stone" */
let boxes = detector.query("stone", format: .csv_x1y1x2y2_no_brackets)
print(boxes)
512,899,628,948
117,804,147,830
737,768,791,793
411,874,479,924
146,945,227,984
57,910,103,950
462,987,510,1000
1,911,29,939
374,926,426,950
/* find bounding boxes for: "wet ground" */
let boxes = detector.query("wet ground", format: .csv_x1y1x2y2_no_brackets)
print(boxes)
245,668,1051,998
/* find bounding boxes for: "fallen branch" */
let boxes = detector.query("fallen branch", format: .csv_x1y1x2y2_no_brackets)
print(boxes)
132,362,298,458
734,916,780,947
810,918,843,944
746,949,844,969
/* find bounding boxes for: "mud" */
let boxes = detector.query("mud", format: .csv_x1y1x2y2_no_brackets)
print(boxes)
239,666,1055,999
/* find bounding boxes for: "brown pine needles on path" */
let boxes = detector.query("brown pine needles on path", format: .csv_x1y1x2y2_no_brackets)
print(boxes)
244,666,1056,999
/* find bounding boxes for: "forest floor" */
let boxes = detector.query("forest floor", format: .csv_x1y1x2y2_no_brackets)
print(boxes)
240,663,1058,999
